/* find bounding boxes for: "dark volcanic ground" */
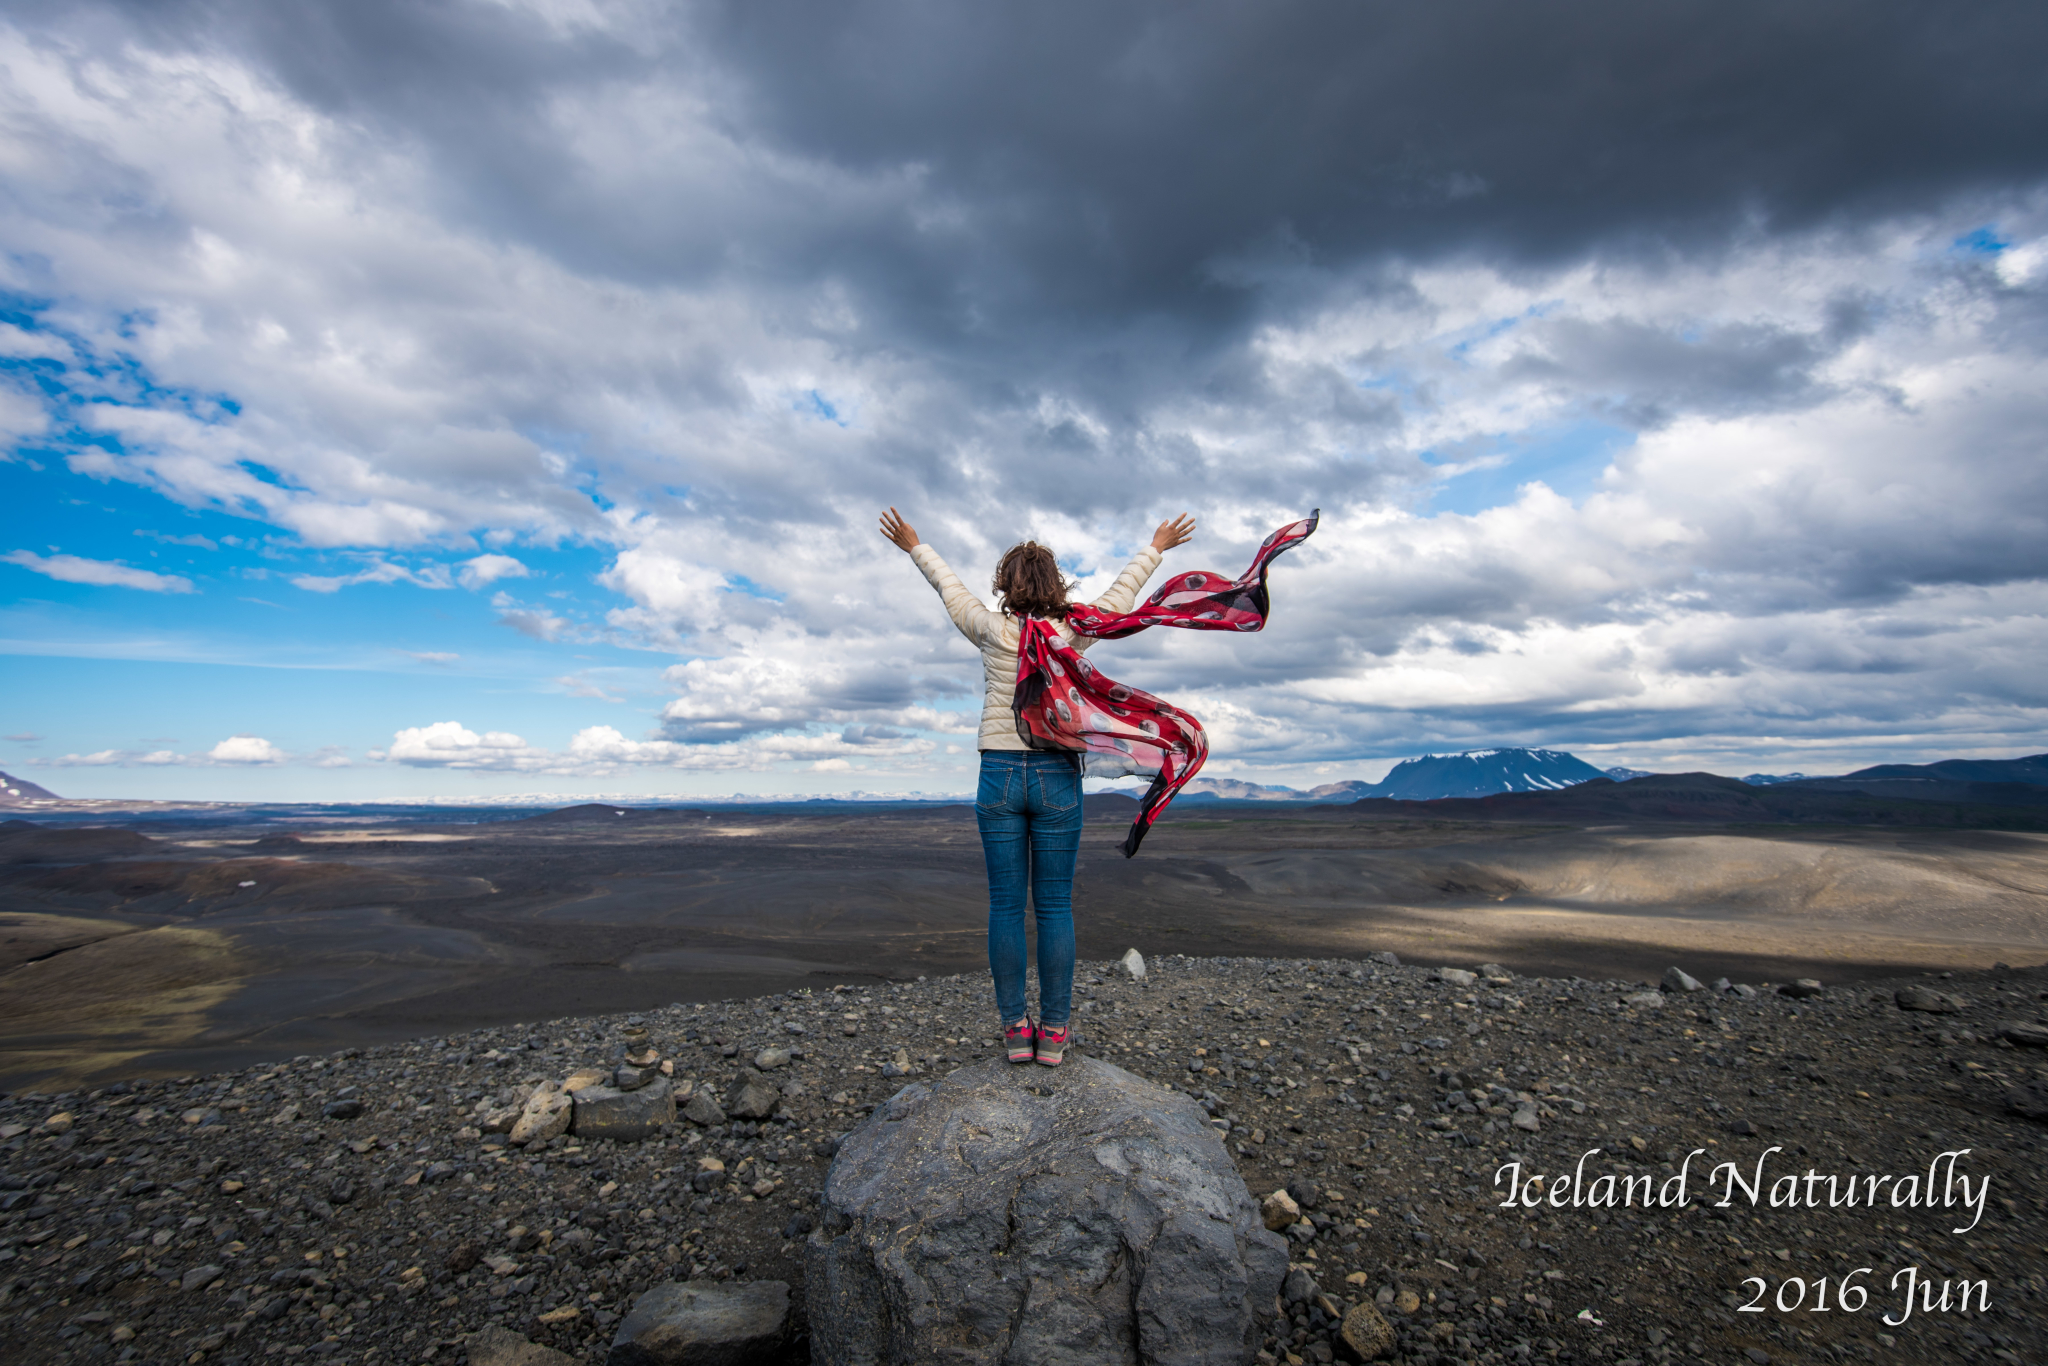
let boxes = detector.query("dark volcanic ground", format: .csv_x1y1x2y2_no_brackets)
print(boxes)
3,955,2045,1366
4,801,2048,1093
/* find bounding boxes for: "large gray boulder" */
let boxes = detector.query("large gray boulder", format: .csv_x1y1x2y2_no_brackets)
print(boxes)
806,1056,1285,1365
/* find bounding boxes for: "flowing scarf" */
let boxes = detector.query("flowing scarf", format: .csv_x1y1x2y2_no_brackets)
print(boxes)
1012,511,1319,857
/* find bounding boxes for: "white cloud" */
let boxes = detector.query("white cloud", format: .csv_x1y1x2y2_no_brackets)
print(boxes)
4,551,194,594
554,673,624,702
1996,236,2048,287
44,750,139,767
207,734,287,764
0,321,74,364
365,718,938,776
136,530,219,550
458,553,529,589
387,721,551,769
0,382,49,444
291,561,453,594
598,541,734,645
44,739,288,767
496,601,574,640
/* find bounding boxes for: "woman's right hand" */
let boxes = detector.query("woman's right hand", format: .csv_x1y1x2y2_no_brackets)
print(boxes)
1151,513,1196,552
879,507,921,553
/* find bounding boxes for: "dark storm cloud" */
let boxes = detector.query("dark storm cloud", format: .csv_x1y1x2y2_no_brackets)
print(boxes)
25,0,2045,541
696,1,2048,295
55,0,2048,341
1502,316,1843,426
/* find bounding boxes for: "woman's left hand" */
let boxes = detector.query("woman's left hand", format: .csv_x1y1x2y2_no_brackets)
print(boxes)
879,507,921,552
1151,513,1196,552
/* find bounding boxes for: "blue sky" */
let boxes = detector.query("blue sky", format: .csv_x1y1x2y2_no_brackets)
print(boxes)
3,3,2046,801
2,372,687,799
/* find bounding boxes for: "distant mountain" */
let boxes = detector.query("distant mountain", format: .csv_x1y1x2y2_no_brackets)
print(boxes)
1109,750,2048,810
1838,754,2048,786
1179,778,1308,801
1766,752,2048,808
1306,779,1377,801
0,771,59,804
1348,771,2048,828
1349,748,1608,801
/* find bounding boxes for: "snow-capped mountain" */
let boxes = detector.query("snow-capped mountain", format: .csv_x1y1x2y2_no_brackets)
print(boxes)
1350,748,1609,801
1604,766,1655,781
1180,749,1611,802
0,771,59,804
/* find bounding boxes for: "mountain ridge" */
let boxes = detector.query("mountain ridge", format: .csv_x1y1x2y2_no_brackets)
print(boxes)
0,771,60,804
1179,747,1612,803
1344,770,2048,828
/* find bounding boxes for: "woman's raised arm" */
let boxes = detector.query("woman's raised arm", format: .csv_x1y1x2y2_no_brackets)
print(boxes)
888,509,1002,647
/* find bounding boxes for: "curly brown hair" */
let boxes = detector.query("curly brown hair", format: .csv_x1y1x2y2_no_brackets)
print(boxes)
992,541,1073,620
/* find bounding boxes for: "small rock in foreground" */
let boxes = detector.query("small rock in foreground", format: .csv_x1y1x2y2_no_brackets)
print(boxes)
1341,1299,1398,1360
726,1069,780,1120
1261,1187,1301,1231
607,1280,793,1366
573,1076,676,1141
471,1324,578,1366
2006,1079,2048,1120
1662,966,1703,993
510,1082,573,1146
1896,986,1964,1013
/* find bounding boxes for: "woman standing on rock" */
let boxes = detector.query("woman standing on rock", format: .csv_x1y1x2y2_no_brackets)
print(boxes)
878,508,1196,1067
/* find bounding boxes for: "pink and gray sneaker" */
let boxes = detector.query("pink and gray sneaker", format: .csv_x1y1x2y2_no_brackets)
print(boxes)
1005,1017,1037,1063
1035,1022,1070,1067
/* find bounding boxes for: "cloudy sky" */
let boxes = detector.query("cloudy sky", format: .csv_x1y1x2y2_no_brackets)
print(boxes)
3,0,2046,801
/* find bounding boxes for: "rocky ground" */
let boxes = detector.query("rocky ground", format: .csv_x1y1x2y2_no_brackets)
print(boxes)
3,954,2045,1366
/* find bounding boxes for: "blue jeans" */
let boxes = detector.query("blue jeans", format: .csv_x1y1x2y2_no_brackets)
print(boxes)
977,750,1081,1028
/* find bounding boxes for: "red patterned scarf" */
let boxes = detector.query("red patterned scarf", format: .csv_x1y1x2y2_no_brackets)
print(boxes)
1012,511,1319,856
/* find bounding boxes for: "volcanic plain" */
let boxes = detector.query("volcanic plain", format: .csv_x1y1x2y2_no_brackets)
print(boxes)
5,787,2048,1094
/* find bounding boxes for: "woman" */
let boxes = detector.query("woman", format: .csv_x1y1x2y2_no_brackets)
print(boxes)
879,507,1196,1066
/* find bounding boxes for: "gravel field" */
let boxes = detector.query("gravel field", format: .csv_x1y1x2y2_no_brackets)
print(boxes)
4,954,2045,1366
